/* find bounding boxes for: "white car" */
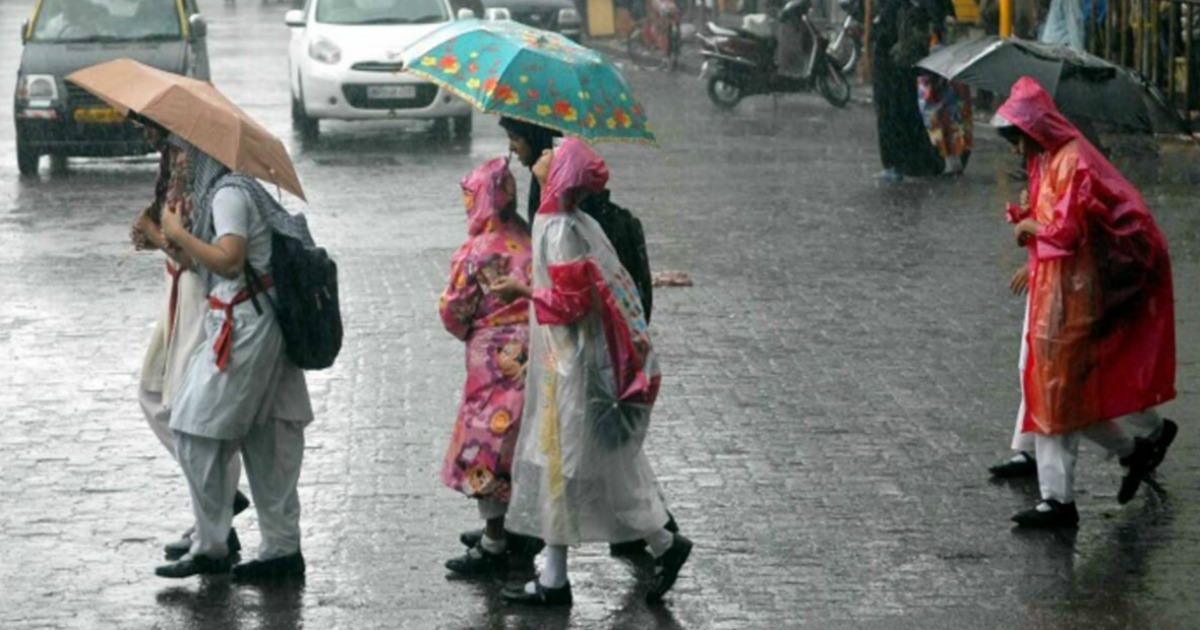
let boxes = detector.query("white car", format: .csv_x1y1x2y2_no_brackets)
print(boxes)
285,0,475,139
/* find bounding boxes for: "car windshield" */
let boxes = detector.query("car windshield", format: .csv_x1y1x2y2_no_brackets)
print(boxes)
316,0,449,25
30,0,183,43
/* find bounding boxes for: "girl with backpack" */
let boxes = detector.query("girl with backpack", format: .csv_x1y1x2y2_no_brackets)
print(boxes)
490,138,692,606
438,157,542,575
128,126,251,560
154,140,313,581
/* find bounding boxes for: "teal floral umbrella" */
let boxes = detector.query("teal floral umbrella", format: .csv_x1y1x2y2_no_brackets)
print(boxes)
400,18,656,145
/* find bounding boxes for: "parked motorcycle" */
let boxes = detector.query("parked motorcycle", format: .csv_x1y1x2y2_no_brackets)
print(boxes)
826,0,864,76
698,0,851,110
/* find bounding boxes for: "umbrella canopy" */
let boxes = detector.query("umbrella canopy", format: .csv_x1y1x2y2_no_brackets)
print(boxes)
400,18,656,145
918,36,1187,134
66,59,306,200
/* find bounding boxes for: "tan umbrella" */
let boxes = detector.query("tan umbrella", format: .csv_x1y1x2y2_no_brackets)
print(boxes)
66,58,306,201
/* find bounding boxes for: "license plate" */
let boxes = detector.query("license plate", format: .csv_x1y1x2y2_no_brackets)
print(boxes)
73,107,124,124
367,85,416,100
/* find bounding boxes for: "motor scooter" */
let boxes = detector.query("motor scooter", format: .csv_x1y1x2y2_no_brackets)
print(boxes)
698,0,851,110
826,0,864,76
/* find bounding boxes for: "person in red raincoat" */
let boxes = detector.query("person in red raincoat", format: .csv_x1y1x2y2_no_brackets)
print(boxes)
996,77,1179,528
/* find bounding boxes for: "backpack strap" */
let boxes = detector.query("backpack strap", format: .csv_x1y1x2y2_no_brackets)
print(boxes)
243,261,278,317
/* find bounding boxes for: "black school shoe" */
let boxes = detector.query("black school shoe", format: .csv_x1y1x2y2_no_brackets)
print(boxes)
155,554,233,579
446,545,507,577
1118,437,1157,504
1150,419,1179,471
232,490,251,516
989,452,1037,479
1012,500,1080,528
164,528,242,562
232,552,306,583
646,533,693,603
610,513,682,556
502,580,573,606
458,530,545,559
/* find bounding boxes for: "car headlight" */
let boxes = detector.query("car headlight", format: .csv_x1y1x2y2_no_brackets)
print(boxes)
485,7,512,20
16,74,59,102
558,8,581,24
308,38,342,65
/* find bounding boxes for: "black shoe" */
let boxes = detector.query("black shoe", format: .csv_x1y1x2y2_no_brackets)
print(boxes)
609,539,649,556
232,552,306,583
612,513,681,556
233,490,251,517
459,529,483,548
502,580,573,606
459,530,544,559
1149,419,1178,471
446,545,507,576
989,452,1037,479
164,528,242,562
1012,500,1080,528
646,533,693,603
155,554,232,578
1118,438,1156,504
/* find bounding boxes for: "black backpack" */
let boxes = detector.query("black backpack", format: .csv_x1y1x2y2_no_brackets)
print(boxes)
578,190,654,323
222,179,343,371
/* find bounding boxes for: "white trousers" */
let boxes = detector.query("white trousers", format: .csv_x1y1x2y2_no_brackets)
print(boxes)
1036,410,1162,503
140,385,242,490
176,419,305,560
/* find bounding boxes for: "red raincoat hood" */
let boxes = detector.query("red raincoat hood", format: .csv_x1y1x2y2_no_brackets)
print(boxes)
461,157,515,236
537,137,609,216
996,77,1081,153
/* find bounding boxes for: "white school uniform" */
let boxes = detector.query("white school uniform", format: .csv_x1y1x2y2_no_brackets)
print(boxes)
171,186,312,560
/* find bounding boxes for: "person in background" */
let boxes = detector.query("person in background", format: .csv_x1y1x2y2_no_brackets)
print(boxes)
871,0,947,181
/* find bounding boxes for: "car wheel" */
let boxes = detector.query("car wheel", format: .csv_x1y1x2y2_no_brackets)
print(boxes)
453,114,473,138
431,118,452,139
292,85,319,141
17,134,40,176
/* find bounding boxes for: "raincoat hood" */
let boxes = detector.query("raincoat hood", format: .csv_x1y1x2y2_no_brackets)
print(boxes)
461,157,516,236
537,137,609,216
996,76,1082,153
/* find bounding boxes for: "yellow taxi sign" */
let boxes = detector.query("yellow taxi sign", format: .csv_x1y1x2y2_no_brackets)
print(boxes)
74,107,125,124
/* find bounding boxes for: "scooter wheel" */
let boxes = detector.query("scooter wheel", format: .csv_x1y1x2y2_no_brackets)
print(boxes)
707,74,743,110
817,58,851,109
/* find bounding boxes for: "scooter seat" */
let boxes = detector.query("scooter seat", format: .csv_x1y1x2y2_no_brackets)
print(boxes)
707,22,740,37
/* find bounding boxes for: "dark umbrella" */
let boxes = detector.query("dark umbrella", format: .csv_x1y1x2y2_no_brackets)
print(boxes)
918,36,1188,134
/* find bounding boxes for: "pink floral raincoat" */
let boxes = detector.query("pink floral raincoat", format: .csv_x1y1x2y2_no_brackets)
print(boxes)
439,157,533,502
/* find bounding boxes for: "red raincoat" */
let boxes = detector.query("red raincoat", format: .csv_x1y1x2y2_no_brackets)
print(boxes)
999,77,1176,436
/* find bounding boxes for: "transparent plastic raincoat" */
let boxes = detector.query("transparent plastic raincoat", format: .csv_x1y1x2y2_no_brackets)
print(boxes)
999,77,1176,436
505,139,669,545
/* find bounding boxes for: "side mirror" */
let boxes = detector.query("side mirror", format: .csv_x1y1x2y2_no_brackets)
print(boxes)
20,18,29,44
285,9,306,27
457,7,477,19
188,14,208,39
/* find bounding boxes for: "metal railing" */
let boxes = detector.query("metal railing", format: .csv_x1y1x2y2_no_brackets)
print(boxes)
1086,0,1200,124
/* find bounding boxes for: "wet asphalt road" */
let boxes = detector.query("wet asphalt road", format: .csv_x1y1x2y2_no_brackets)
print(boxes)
5,2,1200,630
